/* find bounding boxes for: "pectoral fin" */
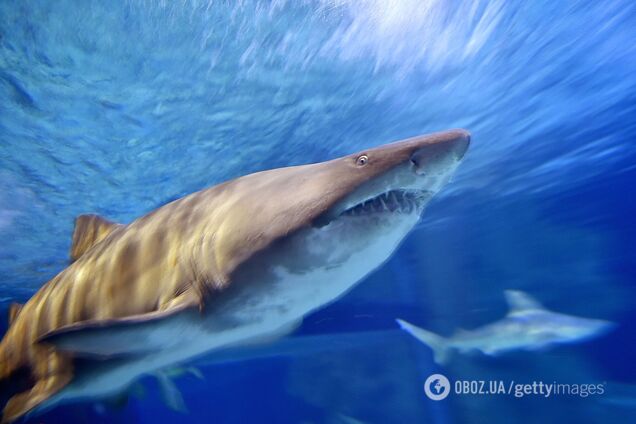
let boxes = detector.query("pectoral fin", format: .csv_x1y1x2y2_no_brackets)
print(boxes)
38,291,200,357
155,371,188,413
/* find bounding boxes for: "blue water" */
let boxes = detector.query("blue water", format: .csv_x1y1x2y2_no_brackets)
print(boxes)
1,0,635,423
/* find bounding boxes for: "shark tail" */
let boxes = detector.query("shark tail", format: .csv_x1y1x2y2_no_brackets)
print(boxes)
396,319,451,365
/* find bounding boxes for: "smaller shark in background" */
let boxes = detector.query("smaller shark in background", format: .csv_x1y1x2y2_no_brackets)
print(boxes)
396,290,614,364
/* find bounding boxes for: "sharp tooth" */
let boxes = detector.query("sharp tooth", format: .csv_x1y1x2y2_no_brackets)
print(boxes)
379,196,387,211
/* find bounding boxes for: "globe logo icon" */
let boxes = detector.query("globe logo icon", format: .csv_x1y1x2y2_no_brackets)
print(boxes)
424,374,450,400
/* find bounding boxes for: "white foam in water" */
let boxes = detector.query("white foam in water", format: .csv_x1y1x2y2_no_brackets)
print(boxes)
318,0,505,76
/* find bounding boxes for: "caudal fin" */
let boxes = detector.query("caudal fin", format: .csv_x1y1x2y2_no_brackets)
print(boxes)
396,319,451,365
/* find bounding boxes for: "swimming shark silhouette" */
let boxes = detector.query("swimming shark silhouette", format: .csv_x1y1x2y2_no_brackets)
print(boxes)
397,290,614,364
0,129,469,422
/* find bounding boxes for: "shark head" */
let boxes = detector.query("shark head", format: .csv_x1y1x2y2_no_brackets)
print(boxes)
311,128,470,227
504,290,615,348
211,129,470,280
211,129,469,316
542,313,615,344
290,128,470,274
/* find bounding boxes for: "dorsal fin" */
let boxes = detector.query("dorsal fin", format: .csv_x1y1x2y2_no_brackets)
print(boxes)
70,214,121,262
504,290,543,314
8,302,23,324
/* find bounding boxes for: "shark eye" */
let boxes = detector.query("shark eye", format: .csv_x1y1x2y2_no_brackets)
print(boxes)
356,155,369,166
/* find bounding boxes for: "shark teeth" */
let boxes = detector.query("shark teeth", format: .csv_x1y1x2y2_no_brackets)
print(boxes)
342,190,425,216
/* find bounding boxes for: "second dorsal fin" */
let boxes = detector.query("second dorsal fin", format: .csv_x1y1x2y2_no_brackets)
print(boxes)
70,214,122,262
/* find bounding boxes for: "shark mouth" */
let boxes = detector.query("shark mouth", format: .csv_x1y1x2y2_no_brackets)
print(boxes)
312,189,433,228
341,190,431,217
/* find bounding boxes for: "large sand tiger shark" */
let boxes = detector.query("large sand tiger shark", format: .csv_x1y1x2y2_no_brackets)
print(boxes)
0,129,470,422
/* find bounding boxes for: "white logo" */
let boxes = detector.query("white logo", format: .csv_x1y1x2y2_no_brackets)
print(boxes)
424,374,450,400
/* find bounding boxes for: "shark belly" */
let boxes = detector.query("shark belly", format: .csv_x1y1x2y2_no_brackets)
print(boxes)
46,213,420,409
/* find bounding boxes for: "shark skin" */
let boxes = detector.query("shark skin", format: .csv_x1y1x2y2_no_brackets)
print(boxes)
397,290,615,365
0,129,470,422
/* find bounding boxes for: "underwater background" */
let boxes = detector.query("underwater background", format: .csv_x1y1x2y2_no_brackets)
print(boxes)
1,0,635,423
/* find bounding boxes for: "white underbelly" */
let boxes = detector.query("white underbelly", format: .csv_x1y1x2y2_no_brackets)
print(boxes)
50,213,418,407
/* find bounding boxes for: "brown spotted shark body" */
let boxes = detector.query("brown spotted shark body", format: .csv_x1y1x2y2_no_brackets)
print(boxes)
0,129,470,422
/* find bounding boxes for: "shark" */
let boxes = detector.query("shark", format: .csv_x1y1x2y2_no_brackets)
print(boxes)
397,290,614,365
0,129,469,422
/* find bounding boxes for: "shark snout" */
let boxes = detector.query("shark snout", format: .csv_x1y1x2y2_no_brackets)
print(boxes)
453,130,471,159
410,129,470,175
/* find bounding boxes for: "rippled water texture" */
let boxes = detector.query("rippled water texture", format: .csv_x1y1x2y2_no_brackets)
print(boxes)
0,1,635,423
